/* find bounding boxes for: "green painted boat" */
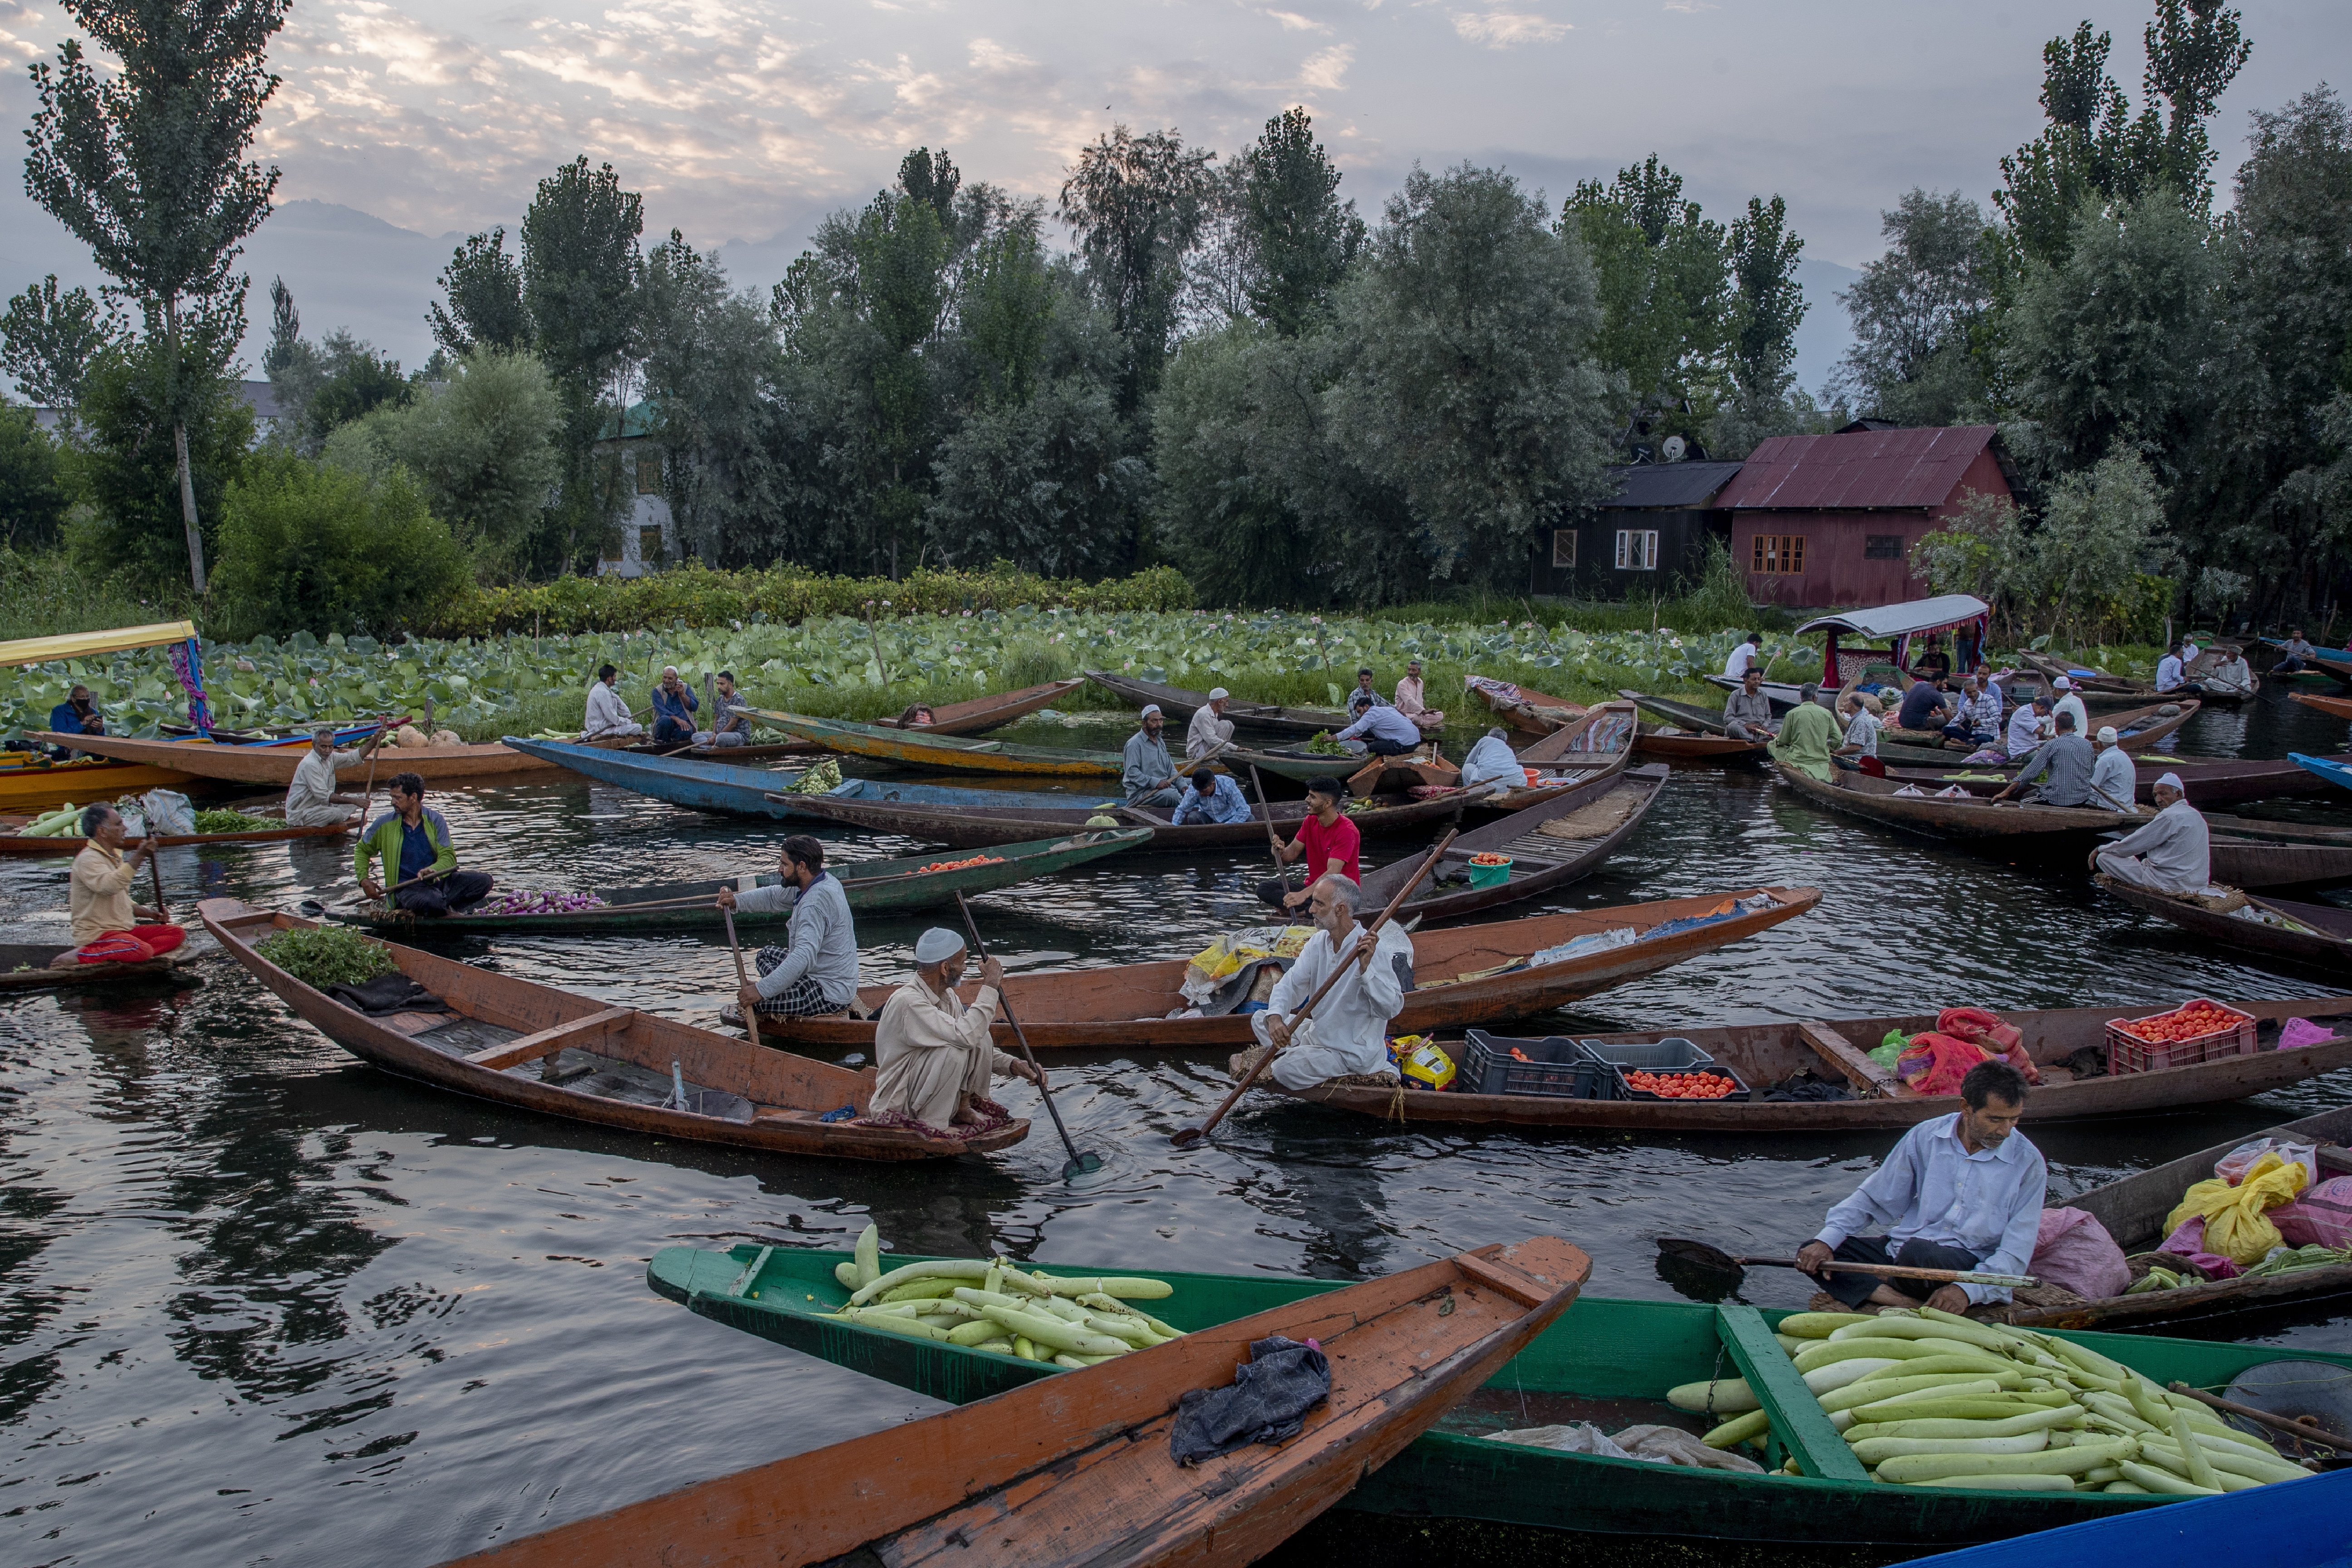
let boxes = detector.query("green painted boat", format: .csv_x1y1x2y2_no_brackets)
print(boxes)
325,827,1152,935
647,1242,2352,1550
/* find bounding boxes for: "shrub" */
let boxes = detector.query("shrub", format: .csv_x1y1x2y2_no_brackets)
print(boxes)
211,453,472,640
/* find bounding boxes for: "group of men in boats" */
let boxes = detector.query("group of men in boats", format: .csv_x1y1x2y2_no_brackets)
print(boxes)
582,665,755,747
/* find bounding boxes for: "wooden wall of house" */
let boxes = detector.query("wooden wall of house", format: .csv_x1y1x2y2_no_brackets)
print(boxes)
1732,511,1934,608
1541,509,1730,598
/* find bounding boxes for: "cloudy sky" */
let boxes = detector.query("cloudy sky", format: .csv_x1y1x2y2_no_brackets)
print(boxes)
1,0,2346,382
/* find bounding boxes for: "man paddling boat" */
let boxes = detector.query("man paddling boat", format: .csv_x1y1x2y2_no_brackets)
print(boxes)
1186,688,1235,761
867,927,1041,1131
66,805,183,964
1722,668,1776,742
1796,1059,2042,1313
1123,706,1181,807
1230,874,1412,1092
1257,776,1359,910
717,834,859,1019
285,724,387,827
1991,709,2097,808
358,774,495,916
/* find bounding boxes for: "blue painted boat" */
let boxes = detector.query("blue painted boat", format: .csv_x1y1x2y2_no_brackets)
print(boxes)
1897,1469,2352,1567
498,736,1119,821
2291,752,2352,795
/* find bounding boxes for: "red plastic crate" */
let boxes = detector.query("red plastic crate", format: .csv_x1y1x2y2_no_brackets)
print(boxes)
2105,998,2258,1075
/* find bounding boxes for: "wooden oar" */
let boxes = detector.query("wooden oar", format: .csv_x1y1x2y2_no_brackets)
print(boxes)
147,846,167,922
955,893,1099,1180
2168,1381,2350,1455
1249,763,1294,904
721,903,762,1049
1656,1237,2036,1289
300,870,443,914
1172,828,1457,1150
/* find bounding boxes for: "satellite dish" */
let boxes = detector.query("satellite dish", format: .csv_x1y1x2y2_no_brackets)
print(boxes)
1661,435,1687,462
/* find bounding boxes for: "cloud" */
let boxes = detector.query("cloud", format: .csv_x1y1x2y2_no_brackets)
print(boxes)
1450,10,1570,47
1300,44,1353,91
1261,9,1327,31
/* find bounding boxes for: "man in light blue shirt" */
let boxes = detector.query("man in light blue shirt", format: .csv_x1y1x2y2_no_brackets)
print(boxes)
1460,727,1523,790
717,834,861,1018
2154,642,2204,696
1333,700,1423,757
1796,1059,2043,1310
1171,768,1252,825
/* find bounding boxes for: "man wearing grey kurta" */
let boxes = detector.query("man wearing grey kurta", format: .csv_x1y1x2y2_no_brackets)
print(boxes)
719,834,860,1016
1722,669,1777,740
1122,706,1181,806
2094,776,2210,893
1995,712,2098,808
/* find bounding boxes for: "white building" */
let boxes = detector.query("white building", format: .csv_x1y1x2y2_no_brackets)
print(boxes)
595,401,676,578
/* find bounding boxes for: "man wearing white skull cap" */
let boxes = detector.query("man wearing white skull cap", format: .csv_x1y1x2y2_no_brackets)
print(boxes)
2093,773,2209,893
1186,689,1235,761
868,927,1041,1129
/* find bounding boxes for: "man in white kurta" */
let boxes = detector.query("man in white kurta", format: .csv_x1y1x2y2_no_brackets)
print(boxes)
1186,689,1235,761
2093,774,2210,892
868,928,1039,1128
1249,875,1413,1090
583,665,643,739
284,726,384,826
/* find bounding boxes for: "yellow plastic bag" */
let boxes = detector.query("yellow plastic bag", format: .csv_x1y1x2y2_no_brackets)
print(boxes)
1185,926,1314,983
2164,1151,2310,1264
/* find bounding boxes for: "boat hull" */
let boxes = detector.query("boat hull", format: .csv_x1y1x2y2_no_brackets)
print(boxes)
0,757,202,811
1774,760,2135,855
767,787,1474,851
2100,876,2352,968
1885,754,2345,808
1083,670,1346,738
0,816,354,856
752,710,1124,778
0,941,196,992
497,735,1107,818
1362,765,1667,923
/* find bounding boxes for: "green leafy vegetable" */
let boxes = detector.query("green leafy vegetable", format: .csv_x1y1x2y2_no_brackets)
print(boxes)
193,809,277,834
257,925,397,990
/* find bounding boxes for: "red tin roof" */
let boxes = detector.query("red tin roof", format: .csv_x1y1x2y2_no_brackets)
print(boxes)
1715,425,2000,511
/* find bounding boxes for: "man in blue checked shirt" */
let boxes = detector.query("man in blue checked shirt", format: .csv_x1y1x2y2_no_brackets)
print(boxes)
1171,767,1252,826
1796,1059,2043,1313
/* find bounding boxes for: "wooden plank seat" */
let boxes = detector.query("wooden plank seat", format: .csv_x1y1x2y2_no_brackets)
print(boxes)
1797,1019,1911,1099
466,1007,635,1070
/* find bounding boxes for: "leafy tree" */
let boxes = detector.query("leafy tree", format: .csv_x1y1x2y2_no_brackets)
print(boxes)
1828,190,1995,425
260,276,323,447
428,228,531,358
1059,125,1217,409
1,275,121,411
897,147,964,241
925,377,1143,576
304,332,409,445
521,158,644,570
211,451,469,639
24,0,290,591
0,406,70,548
1725,195,1807,399
1237,107,1363,335
66,333,252,586
852,192,950,576
958,221,1056,407
1561,155,1729,445
1153,322,1329,606
634,233,782,565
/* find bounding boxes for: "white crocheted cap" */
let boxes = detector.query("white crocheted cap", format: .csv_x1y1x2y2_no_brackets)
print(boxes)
914,928,965,963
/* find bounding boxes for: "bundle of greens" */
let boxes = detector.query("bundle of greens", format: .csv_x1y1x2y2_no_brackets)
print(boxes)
192,809,278,834
785,758,844,795
1302,731,1347,756
256,925,397,990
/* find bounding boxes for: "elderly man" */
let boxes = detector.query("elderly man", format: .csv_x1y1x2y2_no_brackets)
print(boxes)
1832,690,1882,769
1123,705,1181,806
2088,725,2137,812
1393,659,1445,730
1172,766,1252,826
692,671,752,748
718,834,860,1018
1766,684,1839,780
1797,1060,2042,1314
1259,776,1359,911
2094,774,2210,892
2275,628,2318,675
2004,693,2054,760
1235,874,1414,1092
358,774,495,916
2050,676,2089,742
1941,676,2000,749
1186,688,1235,762
67,804,182,964
1723,632,1764,681
649,666,700,744
285,724,387,827
1460,726,1522,791
583,665,642,739
1333,695,1423,758
868,928,1041,1129
1994,710,2099,807
1722,668,1776,741
47,684,106,759
2205,647,2256,698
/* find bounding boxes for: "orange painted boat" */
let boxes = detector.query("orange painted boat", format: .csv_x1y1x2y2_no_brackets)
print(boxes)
33,730,553,784
199,898,1028,1160
1468,675,1585,734
436,1236,1592,1568
0,753,201,812
2295,691,2352,722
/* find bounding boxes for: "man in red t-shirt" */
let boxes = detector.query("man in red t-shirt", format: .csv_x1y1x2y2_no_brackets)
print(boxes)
1258,776,1362,911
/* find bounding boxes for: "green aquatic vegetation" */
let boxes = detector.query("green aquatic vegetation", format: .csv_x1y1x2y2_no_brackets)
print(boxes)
191,809,277,833
256,925,397,990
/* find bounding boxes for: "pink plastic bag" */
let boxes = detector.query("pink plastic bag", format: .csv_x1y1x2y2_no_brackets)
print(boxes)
2027,1207,2131,1299
2280,1018,2339,1050
1895,1033,1991,1095
2272,1176,2352,1250
2156,1215,2242,1280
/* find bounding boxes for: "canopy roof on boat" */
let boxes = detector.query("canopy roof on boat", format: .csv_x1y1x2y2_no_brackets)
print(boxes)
1793,596,1989,642
0,621,199,668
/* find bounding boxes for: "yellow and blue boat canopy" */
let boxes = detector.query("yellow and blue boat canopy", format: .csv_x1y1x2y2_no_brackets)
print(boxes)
0,621,199,669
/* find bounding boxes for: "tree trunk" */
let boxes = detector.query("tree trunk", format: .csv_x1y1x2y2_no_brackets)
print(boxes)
165,299,207,593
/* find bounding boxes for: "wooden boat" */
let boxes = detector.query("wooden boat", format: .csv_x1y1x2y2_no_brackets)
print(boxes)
36,730,558,783
0,940,196,993
865,675,1085,733
2293,691,2352,721
1467,676,1586,736
198,898,1028,1159
645,1246,2350,1553
761,787,1476,851
1360,764,1668,923
1518,697,1638,766
1876,698,2201,767
1617,692,1767,761
2293,750,2352,794
2205,832,2352,892
497,735,1110,819
0,809,355,856
445,1236,1593,1568
1885,752,2348,809
2311,647,2352,683
1772,760,2138,856
1083,670,1346,738
0,751,202,813
1282,992,2352,1131
748,710,1124,779
325,828,1150,934
2099,876,2352,970
751,886,1820,1050
1220,740,1465,794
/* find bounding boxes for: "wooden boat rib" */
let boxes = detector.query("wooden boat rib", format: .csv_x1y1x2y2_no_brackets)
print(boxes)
753,886,1821,1050
1360,764,1669,923
1284,992,2352,1131
325,828,1151,934
2100,875,2352,969
1083,670,1346,738
38,730,555,783
445,1237,1592,1568
1884,752,2347,809
2294,691,2352,721
647,1250,2351,1553
749,710,1124,778
0,940,195,993
759,786,1473,851
1469,675,1585,735
198,898,1027,1159
0,810,355,857
1773,760,2138,853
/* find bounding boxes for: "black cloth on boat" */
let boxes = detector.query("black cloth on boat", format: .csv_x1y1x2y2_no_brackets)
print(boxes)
1763,1071,1852,1102
2056,1045,2108,1079
324,975,452,1015
1169,1334,1331,1466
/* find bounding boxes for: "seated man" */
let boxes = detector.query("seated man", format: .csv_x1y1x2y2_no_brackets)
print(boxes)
719,834,860,1018
1910,641,1953,686
893,703,937,727
2004,693,2054,760
1122,706,1181,807
1994,710,2098,806
692,671,752,748
1765,684,1839,781
68,804,183,964
2205,648,2257,697
1797,1059,2041,1314
2093,774,2209,892
1171,766,1251,826
285,724,386,827
1393,659,1444,730
1332,695,1423,758
868,927,1041,1129
1832,691,1881,770
2089,724,2137,812
1186,689,1235,762
1258,776,1359,911
2275,628,2318,675
1346,667,1382,719
1941,676,1999,748
1460,726,1523,791
1722,669,1776,741
47,684,106,759
2154,642,2204,697
649,666,700,744
1235,874,1413,1092
1894,676,1949,733
357,773,494,917
583,664,642,739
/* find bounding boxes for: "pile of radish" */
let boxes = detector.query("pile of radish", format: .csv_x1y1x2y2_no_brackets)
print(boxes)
468,890,608,916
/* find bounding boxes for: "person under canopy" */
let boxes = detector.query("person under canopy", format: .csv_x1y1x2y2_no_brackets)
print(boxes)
1993,710,2100,808
2204,648,2256,697
1909,639,1953,685
1171,767,1252,825
1258,776,1359,911
1235,874,1413,1093
356,773,495,916
67,804,184,964
1722,669,1777,741
691,671,752,748
1460,727,1522,791
1393,659,1444,730
2093,774,2209,893
2088,724,2137,812
583,664,642,739
47,684,106,759
285,724,387,827
719,834,860,1018
1333,700,1423,757
867,927,1041,1131
1186,688,1235,761
649,666,700,744
1765,684,1839,780
1797,1059,2043,1312
1122,705,1181,806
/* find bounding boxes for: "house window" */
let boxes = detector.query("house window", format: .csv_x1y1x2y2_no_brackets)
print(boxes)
1615,529,1659,571
1752,534,1807,574
1552,529,1577,568
639,526,664,565
1865,534,1904,560
635,451,661,495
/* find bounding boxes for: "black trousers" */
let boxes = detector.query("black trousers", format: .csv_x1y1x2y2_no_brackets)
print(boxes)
1362,735,1416,756
1257,877,1306,910
1818,1235,1980,1307
394,870,495,916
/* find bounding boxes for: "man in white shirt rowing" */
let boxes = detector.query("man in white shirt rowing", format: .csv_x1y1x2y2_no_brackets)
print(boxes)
1235,873,1413,1091
284,725,387,827
867,927,1041,1130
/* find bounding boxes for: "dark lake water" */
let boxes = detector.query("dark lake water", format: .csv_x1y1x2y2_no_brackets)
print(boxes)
5,693,2351,1565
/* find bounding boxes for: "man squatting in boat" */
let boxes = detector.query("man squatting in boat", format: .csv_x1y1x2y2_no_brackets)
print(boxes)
716,834,861,1019
861,927,1043,1131
1796,1059,2042,1314
1229,872,1415,1093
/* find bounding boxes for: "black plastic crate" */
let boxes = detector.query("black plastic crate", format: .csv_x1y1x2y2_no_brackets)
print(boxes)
1608,1063,1751,1102
1461,1030,1619,1099
1578,1037,1717,1073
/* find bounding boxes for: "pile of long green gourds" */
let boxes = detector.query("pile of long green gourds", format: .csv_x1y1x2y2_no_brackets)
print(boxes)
821,1225,1182,1369
16,804,89,837
1683,1305,2313,1495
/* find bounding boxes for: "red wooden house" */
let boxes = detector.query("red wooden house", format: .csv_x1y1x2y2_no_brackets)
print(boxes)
1716,425,2017,609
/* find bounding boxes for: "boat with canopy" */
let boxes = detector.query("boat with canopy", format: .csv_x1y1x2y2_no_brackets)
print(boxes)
1708,595,1991,712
